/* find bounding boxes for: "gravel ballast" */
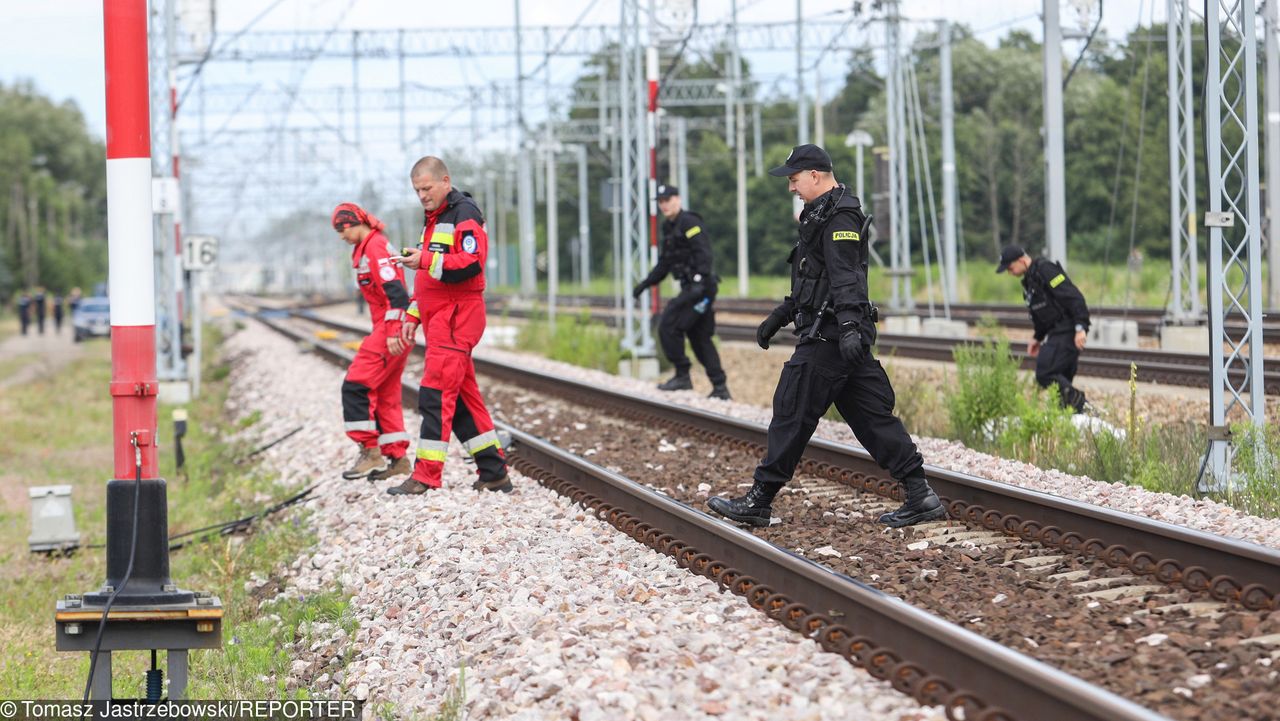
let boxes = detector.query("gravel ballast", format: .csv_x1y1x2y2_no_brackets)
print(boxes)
223,319,944,720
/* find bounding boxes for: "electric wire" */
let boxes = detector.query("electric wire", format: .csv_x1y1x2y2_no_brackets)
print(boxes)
81,438,145,708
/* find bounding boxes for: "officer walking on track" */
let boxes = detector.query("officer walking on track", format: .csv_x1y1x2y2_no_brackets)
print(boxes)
632,185,731,400
395,156,511,496
333,202,414,481
707,144,946,529
996,245,1091,413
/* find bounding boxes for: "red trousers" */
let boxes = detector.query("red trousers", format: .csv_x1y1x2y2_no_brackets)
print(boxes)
341,328,411,458
411,296,506,487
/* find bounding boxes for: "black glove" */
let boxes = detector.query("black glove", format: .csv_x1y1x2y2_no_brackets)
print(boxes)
839,325,864,364
756,309,788,350
632,282,647,300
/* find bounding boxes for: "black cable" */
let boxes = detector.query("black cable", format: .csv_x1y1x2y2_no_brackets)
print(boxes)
659,1,699,89
81,436,145,706
236,426,304,464
1063,0,1104,90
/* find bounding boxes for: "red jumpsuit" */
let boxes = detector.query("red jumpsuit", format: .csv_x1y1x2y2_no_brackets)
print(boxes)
406,188,507,488
342,227,412,459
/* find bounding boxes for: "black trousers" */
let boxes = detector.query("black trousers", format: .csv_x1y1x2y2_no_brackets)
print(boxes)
755,337,923,487
658,292,726,386
1035,333,1086,412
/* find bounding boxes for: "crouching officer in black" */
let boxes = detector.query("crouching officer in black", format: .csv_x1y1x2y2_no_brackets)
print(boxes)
996,245,1091,413
707,144,945,529
632,184,731,400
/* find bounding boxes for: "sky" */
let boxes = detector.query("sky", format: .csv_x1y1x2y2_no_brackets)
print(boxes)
3,0,1151,140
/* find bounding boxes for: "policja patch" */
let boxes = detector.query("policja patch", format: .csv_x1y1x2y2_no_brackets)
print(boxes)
832,230,860,241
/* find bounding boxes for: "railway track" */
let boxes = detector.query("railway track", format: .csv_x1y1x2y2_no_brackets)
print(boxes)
250,302,1280,721
487,300,1280,394
490,293,1278,341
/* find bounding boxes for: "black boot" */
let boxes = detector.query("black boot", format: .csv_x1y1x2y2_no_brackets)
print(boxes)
706,481,781,527
877,472,946,527
708,383,732,400
657,372,693,391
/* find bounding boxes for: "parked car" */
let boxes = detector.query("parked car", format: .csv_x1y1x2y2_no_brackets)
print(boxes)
73,297,110,342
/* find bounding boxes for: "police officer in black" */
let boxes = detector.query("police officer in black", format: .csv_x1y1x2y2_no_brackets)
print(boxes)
632,184,731,400
996,245,1091,413
707,144,945,529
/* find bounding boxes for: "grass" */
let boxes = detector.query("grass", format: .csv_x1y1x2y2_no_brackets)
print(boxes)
932,324,1278,518
0,324,330,700
494,258,1229,309
515,307,625,373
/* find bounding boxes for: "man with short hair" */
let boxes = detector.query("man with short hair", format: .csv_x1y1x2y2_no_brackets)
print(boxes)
395,156,511,496
632,184,730,400
333,202,414,481
996,245,1091,413
707,144,945,529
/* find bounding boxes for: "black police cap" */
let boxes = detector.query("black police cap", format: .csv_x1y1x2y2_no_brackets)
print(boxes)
656,184,679,200
768,144,834,176
995,245,1027,273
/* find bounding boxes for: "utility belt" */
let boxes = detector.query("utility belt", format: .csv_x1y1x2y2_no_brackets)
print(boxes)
794,302,879,341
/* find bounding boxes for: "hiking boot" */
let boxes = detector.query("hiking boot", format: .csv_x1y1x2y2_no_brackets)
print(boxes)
706,481,781,527
877,472,946,528
471,473,514,493
368,455,412,481
386,477,431,496
342,447,384,480
657,373,692,391
708,383,732,401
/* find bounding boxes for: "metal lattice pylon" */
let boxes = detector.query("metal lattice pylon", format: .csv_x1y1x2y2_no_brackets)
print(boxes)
885,1,913,312
619,0,655,357
1202,0,1267,490
1167,0,1202,323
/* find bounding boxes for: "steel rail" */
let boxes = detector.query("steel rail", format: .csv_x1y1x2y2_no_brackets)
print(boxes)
253,310,1170,721
292,308,1280,611
489,302,1280,393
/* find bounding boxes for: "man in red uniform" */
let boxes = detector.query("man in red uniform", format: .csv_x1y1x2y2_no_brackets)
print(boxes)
333,202,414,481
392,156,511,496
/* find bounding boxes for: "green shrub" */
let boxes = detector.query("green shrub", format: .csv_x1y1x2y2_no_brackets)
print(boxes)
1226,422,1280,517
516,308,624,373
994,385,1080,469
946,322,1022,446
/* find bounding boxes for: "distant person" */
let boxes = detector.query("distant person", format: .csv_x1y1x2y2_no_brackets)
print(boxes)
52,294,65,333
16,293,31,335
631,184,731,400
996,245,1091,413
332,202,414,482
68,288,83,315
706,144,946,529
33,288,46,335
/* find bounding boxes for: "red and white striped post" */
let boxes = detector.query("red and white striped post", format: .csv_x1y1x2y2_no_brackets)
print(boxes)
646,45,660,315
105,0,159,480
94,0,183,608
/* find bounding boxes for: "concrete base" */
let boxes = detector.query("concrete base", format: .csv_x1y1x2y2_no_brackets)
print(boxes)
921,318,969,338
618,357,660,381
158,381,191,405
478,325,519,349
1088,319,1139,349
1160,324,1208,354
882,315,922,336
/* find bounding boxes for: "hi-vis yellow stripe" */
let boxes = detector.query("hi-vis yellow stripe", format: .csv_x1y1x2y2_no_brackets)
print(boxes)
1049,273,1066,288
832,230,860,241
685,225,702,238
431,231,455,246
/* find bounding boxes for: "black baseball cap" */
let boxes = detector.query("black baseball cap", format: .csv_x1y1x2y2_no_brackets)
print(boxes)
656,184,679,200
995,245,1027,273
768,144,834,176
